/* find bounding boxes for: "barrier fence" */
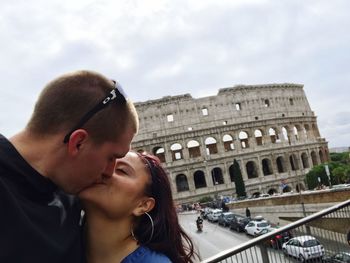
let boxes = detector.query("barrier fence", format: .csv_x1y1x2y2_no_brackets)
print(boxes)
201,199,350,263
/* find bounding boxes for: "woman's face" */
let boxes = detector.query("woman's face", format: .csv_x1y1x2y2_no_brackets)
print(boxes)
79,151,153,219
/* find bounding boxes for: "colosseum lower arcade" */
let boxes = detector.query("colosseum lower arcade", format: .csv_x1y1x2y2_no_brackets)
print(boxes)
131,83,329,203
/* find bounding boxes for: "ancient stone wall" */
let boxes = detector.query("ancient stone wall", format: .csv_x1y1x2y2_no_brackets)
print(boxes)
132,83,329,203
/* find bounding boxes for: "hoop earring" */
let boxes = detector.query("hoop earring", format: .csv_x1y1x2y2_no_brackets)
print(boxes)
130,227,137,241
144,212,154,244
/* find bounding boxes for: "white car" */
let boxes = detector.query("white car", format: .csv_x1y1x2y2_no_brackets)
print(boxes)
244,220,270,236
207,209,222,222
282,235,325,262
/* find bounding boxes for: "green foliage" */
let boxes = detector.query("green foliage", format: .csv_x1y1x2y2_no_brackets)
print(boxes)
232,159,246,197
198,196,213,203
306,151,350,189
330,152,350,164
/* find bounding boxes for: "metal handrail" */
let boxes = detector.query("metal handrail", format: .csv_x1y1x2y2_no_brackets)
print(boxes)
201,199,350,263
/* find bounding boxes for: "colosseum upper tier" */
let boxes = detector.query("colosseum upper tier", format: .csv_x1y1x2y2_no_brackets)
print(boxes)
132,83,329,203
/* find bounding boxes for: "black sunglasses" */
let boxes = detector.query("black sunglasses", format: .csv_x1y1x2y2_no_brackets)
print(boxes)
63,80,127,143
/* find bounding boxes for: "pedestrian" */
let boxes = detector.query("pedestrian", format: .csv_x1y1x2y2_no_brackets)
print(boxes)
246,207,251,218
80,151,198,262
0,70,139,263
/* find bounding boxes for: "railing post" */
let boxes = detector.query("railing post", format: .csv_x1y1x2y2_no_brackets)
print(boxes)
258,244,270,263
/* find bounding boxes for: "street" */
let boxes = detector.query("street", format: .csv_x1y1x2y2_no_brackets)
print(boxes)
178,212,325,263
179,211,251,260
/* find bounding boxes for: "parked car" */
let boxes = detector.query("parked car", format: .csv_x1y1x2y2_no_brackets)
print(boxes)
201,208,212,219
322,252,350,263
282,235,325,262
259,226,293,249
207,209,222,222
230,215,250,232
245,219,270,236
218,212,235,227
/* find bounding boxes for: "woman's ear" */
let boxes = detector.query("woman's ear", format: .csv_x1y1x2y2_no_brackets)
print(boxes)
133,197,155,216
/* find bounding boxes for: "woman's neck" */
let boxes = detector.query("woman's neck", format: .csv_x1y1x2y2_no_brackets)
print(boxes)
85,213,139,263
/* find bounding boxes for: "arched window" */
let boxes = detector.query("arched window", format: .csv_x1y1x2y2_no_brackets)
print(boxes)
269,128,279,143
152,146,165,163
311,151,318,166
170,143,183,161
187,140,201,158
276,156,286,173
254,129,263,146
175,174,189,192
282,127,289,142
289,154,299,171
246,161,258,178
293,126,299,141
264,99,270,107
223,134,234,151
319,149,325,163
194,170,207,188
301,152,309,168
262,158,273,175
239,131,249,149
211,167,224,185
205,137,218,155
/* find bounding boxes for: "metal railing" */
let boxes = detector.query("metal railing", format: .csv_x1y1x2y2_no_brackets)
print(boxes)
202,199,350,263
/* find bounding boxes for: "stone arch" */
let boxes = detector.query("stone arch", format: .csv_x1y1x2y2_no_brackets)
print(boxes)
211,167,224,185
262,158,273,175
228,164,237,182
324,148,330,161
301,152,309,169
296,182,305,192
282,126,289,142
246,161,258,179
293,126,299,141
205,137,218,155
194,170,207,189
223,134,234,151
254,129,263,146
289,153,299,170
264,99,270,107
175,174,189,192
311,151,318,166
152,146,166,163
276,156,286,173
239,131,249,149
312,124,320,137
170,143,183,161
319,149,325,163
304,124,310,138
187,140,201,158
268,188,277,195
251,192,260,198
269,127,279,143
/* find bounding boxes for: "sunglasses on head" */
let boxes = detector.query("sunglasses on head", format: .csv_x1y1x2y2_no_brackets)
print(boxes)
63,80,127,143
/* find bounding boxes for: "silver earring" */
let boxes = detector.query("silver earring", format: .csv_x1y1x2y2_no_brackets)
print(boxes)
144,212,154,244
130,228,138,241
130,212,154,243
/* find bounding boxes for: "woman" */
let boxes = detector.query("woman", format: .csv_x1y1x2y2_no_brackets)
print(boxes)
79,151,197,263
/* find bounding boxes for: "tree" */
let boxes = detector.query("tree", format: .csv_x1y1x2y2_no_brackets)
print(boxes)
232,159,246,197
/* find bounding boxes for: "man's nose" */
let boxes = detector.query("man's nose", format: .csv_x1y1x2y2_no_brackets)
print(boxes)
102,160,116,179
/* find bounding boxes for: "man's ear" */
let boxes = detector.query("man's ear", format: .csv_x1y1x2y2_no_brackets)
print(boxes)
133,197,155,217
67,129,89,155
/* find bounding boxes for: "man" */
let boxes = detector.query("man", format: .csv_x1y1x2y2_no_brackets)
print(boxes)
196,216,203,231
246,207,251,218
0,70,139,262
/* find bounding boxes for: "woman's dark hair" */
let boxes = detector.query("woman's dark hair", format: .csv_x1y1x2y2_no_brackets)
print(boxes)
134,151,198,263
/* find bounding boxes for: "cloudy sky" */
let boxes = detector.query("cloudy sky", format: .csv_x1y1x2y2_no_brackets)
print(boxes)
0,0,349,148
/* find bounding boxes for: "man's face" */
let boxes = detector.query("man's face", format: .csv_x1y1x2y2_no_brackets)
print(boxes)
63,126,136,194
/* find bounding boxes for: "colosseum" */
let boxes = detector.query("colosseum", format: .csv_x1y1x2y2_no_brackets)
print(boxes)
131,83,329,203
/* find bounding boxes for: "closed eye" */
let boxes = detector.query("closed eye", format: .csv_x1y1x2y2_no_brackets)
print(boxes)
115,168,127,175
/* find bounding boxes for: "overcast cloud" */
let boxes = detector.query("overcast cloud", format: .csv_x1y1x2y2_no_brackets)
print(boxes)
0,0,349,148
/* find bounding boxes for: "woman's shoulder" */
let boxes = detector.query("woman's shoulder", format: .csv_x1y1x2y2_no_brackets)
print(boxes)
122,245,172,263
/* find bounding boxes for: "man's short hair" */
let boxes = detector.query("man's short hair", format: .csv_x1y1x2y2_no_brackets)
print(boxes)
27,70,138,144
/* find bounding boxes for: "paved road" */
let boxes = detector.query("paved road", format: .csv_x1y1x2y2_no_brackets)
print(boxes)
179,211,251,260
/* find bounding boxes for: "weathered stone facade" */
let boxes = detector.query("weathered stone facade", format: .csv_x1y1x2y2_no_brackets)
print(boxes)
132,83,329,203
